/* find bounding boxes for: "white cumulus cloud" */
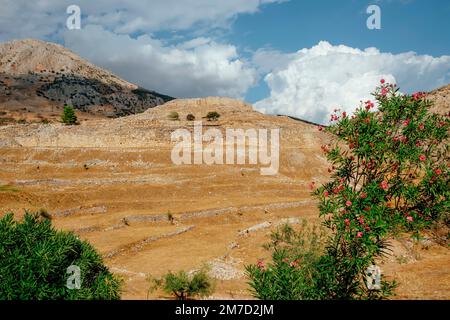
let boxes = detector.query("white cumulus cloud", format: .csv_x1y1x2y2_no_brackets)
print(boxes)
254,41,450,124
64,25,257,98
0,0,284,41
0,0,275,98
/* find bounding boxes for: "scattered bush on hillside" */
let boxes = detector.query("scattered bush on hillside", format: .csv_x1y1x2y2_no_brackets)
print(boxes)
61,104,78,125
168,111,179,121
167,211,175,225
149,268,214,300
247,81,449,300
0,212,122,300
186,113,196,121
206,111,220,121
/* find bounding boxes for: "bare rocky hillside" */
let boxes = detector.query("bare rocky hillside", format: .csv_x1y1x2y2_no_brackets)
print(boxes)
428,84,450,115
0,39,173,123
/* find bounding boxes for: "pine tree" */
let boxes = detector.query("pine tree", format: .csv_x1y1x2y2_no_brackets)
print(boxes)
61,104,78,125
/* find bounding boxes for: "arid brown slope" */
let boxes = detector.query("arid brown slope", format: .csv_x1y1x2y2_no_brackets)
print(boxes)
428,84,450,115
0,97,330,299
0,39,173,123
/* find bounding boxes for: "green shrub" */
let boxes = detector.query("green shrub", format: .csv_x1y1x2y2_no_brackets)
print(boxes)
61,105,78,125
246,222,327,300
206,111,220,121
168,111,180,121
186,113,196,121
167,211,175,225
0,212,121,300
0,185,19,193
150,268,214,300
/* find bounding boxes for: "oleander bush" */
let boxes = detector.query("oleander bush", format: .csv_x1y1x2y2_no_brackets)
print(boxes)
246,222,327,299
247,81,449,300
0,212,121,300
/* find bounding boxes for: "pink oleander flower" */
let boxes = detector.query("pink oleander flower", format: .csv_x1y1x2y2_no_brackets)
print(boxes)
324,191,329,197
381,88,388,96
365,100,374,110
435,169,442,175
418,123,425,130
289,260,300,268
257,259,265,270
344,218,350,226
330,114,339,121
381,181,389,191
419,155,426,161
412,92,425,101
380,79,385,84
357,231,363,238
360,193,367,199
345,201,352,207
406,216,413,222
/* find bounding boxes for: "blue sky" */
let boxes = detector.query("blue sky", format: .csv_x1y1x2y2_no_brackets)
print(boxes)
227,0,450,102
231,0,450,56
1,0,449,123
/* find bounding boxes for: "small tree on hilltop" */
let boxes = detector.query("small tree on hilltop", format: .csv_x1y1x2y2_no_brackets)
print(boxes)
61,104,78,125
168,111,179,121
206,111,220,121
